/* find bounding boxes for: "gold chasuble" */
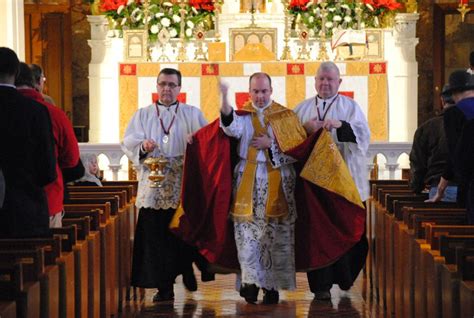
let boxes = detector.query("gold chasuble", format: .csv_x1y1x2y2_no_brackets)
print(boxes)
231,102,306,222
300,130,364,209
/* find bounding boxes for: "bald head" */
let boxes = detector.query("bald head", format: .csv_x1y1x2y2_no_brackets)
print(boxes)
249,72,273,108
249,72,272,89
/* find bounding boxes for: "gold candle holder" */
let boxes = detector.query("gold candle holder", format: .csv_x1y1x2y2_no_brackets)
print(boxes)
317,1,329,61
144,156,169,188
176,0,188,62
280,0,294,61
405,0,418,13
157,28,172,62
297,23,310,60
194,25,208,61
214,0,222,42
354,1,363,30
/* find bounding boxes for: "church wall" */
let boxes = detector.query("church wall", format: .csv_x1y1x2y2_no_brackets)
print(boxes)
71,1,92,142
416,0,435,126
444,14,474,80
417,1,474,126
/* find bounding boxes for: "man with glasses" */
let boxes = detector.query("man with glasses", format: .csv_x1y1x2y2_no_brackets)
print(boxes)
122,68,208,301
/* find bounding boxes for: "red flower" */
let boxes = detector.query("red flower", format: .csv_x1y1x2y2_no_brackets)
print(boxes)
363,0,401,11
189,0,215,12
100,0,128,12
289,0,310,11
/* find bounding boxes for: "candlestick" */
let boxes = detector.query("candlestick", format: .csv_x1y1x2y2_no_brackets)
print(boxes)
405,0,418,13
176,0,188,61
317,1,329,61
214,0,222,42
280,0,294,60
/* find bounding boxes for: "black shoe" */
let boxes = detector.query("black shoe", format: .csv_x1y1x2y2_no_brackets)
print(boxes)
262,289,279,304
313,290,331,301
240,284,259,304
183,270,198,292
153,290,174,302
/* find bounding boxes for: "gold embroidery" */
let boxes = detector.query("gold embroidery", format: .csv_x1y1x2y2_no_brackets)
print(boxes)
241,101,306,152
300,130,364,208
231,104,290,221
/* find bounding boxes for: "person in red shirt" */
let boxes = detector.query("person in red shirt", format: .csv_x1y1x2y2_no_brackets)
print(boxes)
15,62,80,227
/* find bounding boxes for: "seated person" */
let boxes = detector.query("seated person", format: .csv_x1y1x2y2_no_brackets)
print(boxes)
74,153,102,186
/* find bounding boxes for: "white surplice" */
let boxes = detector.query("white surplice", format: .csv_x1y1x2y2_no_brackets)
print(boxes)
220,102,297,291
294,94,371,201
121,102,207,210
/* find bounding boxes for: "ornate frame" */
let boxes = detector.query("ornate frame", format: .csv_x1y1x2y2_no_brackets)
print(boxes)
229,27,277,61
123,29,148,62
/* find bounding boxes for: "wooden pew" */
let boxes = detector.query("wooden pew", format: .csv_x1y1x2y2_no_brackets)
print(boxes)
439,235,474,318
0,262,40,318
67,194,125,312
0,237,62,318
400,208,467,318
413,221,470,318
0,301,16,318
68,188,133,308
64,210,101,318
369,180,410,312
380,193,427,316
55,221,92,318
95,181,138,302
457,247,474,318
50,226,79,318
64,203,114,318
372,188,459,318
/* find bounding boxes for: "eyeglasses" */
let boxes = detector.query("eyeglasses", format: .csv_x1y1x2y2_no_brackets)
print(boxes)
157,82,179,89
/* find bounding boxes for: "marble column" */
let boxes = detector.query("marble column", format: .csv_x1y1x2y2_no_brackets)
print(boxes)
387,13,420,142
88,15,123,142
0,0,25,59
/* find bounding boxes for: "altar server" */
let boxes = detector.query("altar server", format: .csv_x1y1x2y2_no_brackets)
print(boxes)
294,61,371,300
122,68,208,301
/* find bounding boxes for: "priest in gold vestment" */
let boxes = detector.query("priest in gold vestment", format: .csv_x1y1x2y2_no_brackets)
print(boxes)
219,73,306,304
171,72,366,306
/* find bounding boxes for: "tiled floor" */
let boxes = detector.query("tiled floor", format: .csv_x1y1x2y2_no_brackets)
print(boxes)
121,271,383,317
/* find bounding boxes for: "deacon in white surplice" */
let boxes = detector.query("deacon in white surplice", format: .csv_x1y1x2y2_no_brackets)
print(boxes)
219,73,306,305
122,68,208,302
294,61,371,300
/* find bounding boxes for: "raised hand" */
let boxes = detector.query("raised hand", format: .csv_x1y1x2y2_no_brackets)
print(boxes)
219,81,232,115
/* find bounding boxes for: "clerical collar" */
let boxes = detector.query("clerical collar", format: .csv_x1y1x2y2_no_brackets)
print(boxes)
252,99,273,113
316,94,338,106
156,100,179,108
315,94,339,121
